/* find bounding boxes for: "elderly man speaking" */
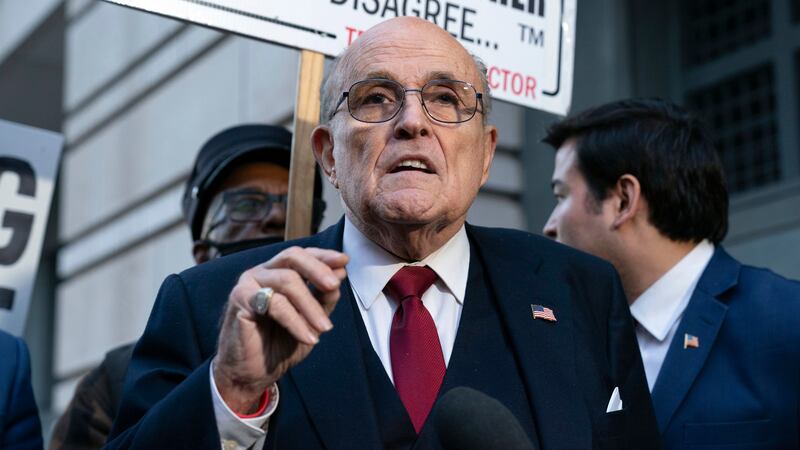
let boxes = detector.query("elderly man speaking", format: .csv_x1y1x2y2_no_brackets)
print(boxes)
106,17,659,450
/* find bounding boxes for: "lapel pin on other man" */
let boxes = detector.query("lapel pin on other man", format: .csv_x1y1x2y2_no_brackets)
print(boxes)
683,333,699,349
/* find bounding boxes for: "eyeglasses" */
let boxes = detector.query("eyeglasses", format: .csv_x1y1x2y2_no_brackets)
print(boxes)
331,78,484,124
204,188,325,238
205,189,288,236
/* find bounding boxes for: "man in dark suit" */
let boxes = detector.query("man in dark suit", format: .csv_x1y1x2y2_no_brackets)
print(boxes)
0,329,43,449
107,17,659,449
542,98,800,449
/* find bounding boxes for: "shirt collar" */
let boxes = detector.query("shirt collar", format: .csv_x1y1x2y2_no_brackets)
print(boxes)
342,217,470,310
629,240,715,341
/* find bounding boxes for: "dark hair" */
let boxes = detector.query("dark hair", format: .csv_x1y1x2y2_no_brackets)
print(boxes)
543,98,729,244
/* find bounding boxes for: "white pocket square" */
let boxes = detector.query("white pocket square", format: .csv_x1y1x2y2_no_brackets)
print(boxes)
605,386,623,413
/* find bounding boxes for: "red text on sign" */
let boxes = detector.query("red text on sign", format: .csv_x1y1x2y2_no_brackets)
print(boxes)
487,66,536,99
345,26,364,45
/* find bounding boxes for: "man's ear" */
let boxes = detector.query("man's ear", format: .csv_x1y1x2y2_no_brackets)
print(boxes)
479,125,498,186
311,124,337,187
611,174,643,229
192,240,211,264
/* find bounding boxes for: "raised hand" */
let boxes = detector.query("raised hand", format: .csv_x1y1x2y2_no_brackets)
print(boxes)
212,247,348,414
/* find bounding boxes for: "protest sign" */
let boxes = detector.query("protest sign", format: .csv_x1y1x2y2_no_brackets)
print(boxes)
105,0,576,114
0,119,63,336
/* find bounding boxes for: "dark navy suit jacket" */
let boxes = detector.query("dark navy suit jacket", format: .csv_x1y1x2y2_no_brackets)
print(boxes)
653,247,800,449
107,221,660,449
0,330,43,450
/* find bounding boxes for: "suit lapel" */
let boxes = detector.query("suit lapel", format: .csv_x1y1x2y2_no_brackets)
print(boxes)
650,248,739,432
286,220,383,449
468,226,590,450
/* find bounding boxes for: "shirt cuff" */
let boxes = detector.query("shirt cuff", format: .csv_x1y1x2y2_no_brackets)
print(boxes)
209,362,279,450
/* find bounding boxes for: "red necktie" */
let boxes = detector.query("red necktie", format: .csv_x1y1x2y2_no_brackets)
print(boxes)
385,265,445,433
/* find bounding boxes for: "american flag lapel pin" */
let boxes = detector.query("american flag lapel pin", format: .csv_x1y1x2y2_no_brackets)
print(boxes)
531,304,557,322
683,333,700,349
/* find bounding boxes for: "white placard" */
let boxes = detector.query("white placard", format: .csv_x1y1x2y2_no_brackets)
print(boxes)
105,0,576,115
0,119,63,336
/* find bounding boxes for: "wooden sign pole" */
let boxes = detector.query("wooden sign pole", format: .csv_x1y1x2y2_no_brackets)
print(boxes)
285,49,325,240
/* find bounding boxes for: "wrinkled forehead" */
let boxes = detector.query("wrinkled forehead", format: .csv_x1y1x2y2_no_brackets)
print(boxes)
340,22,478,88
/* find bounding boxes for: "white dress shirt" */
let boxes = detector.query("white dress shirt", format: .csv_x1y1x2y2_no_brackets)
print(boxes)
343,216,470,382
629,240,714,391
210,217,471,448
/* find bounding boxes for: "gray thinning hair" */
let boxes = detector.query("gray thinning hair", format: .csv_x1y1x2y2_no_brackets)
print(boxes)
319,52,493,125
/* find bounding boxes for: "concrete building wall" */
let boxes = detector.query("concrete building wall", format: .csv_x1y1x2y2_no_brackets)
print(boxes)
726,180,800,280
0,0,62,64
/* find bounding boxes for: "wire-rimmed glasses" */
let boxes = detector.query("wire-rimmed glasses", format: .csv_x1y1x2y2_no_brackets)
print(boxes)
331,78,484,124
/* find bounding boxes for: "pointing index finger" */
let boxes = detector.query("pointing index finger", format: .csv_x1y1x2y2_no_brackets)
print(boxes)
304,248,349,270
263,247,346,292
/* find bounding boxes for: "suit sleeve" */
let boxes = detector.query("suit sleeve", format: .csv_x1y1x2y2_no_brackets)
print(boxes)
2,336,44,450
105,274,221,449
49,364,114,449
605,268,662,449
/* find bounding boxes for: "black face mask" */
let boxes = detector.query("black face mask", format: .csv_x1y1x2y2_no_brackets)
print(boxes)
203,236,285,257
